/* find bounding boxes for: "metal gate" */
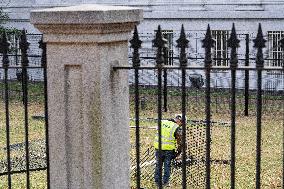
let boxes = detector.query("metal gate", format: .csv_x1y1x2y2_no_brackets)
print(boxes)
115,24,284,188
0,31,49,188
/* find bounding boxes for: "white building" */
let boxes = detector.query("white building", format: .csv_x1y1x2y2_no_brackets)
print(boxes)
1,0,284,90
2,1,284,37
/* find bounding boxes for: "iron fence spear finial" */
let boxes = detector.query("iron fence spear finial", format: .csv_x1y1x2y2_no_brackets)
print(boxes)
177,24,189,49
153,25,167,68
253,24,266,69
130,25,142,49
39,37,47,67
153,25,167,49
228,23,240,69
254,23,266,49
20,29,30,67
176,24,189,68
130,25,142,68
228,23,240,49
202,24,215,49
0,30,10,68
202,24,215,69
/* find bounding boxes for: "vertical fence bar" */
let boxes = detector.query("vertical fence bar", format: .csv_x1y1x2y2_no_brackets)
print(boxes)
253,24,266,189
1,31,12,189
176,25,189,189
15,35,19,66
39,38,50,189
153,25,167,189
15,36,22,82
130,26,142,189
283,96,284,189
282,82,284,189
244,34,250,116
227,24,240,189
163,46,168,112
280,37,284,189
202,25,215,189
163,69,168,112
20,29,31,189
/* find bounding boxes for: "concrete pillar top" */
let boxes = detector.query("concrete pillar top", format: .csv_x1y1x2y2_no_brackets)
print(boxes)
30,4,143,25
30,4,143,43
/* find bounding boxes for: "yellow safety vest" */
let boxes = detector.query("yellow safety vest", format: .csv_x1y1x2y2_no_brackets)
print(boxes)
154,120,179,151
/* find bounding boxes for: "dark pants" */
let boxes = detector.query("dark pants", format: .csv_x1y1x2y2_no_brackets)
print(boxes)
154,150,175,185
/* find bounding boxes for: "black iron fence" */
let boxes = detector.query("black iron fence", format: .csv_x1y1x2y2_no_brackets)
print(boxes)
128,30,284,91
127,29,284,118
1,24,283,189
0,33,43,82
115,24,284,188
0,30,49,188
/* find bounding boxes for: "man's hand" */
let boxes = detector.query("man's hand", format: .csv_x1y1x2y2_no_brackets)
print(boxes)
175,154,182,162
175,150,181,158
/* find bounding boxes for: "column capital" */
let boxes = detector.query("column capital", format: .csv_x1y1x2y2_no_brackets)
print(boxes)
31,4,143,43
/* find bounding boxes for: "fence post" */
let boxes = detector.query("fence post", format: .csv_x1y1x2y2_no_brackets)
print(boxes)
152,25,167,188
202,25,215,189
278,33,284,189
1,30,12,189
253,23,266,189
130,26,142,189
31,4,143,189
176,24,189,189
227,23,240,189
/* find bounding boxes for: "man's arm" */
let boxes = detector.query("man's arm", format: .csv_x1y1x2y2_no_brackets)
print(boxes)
175,129,183,157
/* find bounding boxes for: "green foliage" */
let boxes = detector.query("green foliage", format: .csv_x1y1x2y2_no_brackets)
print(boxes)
0,6,22,35
0,5,22,53
0,6,9,26
0,81,45,103
0,27,21,35
0,28,22,54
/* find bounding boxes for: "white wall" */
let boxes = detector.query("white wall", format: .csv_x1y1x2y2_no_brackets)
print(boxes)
1,0,284,34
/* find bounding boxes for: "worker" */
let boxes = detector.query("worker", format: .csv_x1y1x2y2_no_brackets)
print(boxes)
153,114,186,187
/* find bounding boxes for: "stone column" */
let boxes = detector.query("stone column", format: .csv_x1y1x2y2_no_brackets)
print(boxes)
30,4,143,189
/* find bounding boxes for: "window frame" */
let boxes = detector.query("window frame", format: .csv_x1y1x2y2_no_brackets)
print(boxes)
153,29,174,66
211,30,230,67
267,31,284,68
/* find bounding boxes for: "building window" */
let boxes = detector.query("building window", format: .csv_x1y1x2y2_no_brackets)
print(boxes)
162,30,174,65
267,31,284,67
211,30,229,67
153,30,174,65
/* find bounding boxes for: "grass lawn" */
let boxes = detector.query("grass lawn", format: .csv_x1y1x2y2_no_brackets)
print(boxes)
0,81,47,188
0,102,47,189
0,83,283,188
129,115,283,189
129,89,283,189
